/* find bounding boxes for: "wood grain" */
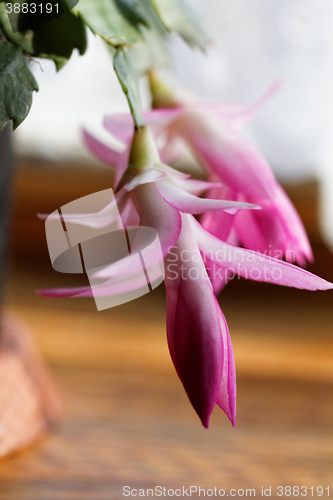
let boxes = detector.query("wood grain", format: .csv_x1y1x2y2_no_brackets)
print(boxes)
0,258,332,498
0,370,332,499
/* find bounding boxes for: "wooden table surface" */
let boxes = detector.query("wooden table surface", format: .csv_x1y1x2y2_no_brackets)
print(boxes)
0,249,333,499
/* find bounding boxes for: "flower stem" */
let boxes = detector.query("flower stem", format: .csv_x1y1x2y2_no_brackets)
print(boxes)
129,126,160,168
148,70,177,109
116,126,160,192
113,48,145,129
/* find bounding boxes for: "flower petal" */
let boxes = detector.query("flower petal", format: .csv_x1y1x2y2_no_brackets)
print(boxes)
132,182,182,257
165,216,224,428
143,108,184,129
216,308,236,427
122,169,167,192
94,183,181,280
159,133,185,165
82,129,129,187
155,163,190,179
190,216,333,291
200,183,238,242
198,80,282,129
82,128,125,166
234,196,286,256
234,185,313,265
103,114,134,143
175,108,277,200
103,109,183,144
174,178,222,196
36,286,92,298
155,178,260,215
36,269,154,299
204,258,232,295
38,191,128,230
274,184,314,264
120,198,140,227
203,227,239,295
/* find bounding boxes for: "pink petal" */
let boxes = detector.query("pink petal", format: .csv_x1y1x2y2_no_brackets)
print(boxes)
94,183,181,280
201,182,239,295
203,227,239,295
38,222,165,299
204,258,232,295
122,169,167,192
199,80,282,128
103,114,134,143
159,133,185,165
155,178,260,215
216,309,236,427
234,186,313,265
190,216,333,291
274,184,313,263
132,183,182,257
36,286,93,298
114,159,130,188
175,178,222,196
155,163,190,179
120,198,140,227
38,191,128,230
82,129,125,165
234,196,286,256
103,109,182,144
143,108,184,129
82,129,129,187
89,271,154,297
200,184,238,242
36,269,157,299
164,216,224,428
175,108,277,200
37,213,52,221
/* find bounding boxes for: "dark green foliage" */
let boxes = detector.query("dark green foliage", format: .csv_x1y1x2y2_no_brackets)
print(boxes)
0,42,38,130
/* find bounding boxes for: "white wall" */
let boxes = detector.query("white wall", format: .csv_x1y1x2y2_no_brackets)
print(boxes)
14,31,134,161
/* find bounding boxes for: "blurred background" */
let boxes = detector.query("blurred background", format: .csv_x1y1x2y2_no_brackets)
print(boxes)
1,0,333,498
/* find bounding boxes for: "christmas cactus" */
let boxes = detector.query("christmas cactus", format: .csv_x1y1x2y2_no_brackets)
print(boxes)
1,0,332,431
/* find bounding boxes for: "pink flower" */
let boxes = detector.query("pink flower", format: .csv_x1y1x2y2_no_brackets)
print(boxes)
146,73,314,293
165,214,236,427
38,124,333,429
